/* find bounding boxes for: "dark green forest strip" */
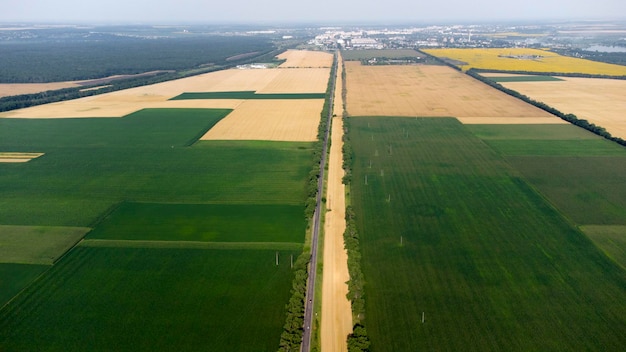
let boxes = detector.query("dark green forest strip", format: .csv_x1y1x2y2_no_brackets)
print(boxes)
0,247,297,352
80,239,303,251
347,116,626,351
170,91,326,100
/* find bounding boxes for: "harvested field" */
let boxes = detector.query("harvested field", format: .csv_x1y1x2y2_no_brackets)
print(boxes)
0,152,44,163
277,49,333,68
495,77,626,139
200,99,324,142
256,68,331,93
345,62,558,122
0,82,80,98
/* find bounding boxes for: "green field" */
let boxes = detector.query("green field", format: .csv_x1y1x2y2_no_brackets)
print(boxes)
0,263,48,307
347,117,626,351
467,124,626,224
0,225,89,264
170,91,326,100
87,202,306,243
484,75,564,82
0,246,297,352
582,225,626,269
0,110,313,226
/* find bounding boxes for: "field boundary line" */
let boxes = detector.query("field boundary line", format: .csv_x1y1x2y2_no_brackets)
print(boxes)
79,239,303,251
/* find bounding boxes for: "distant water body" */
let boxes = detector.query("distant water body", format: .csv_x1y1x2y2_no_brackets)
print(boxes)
585,45,626,53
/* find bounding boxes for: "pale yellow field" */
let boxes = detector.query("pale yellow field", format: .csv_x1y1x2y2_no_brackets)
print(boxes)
496,76,626,139
345,62,560,124
278,49,333,68
0,152,44,163
0,82,80,98
423,48,626,76
200,99,324,141
256,68,331,93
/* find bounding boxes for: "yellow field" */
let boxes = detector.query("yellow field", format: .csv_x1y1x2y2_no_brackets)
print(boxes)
423,48,626,75
495,76,626,139
200,99,324,142
345,62,560,124
0,152,44,163
0,82,80,98
256,68,331,93
278,49,333,68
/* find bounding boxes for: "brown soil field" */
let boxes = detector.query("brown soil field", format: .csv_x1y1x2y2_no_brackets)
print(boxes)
344,62,563,124
277,50,333,68
200,99,324,142
0,152,44,163
321,53,352,352
496,77,626,139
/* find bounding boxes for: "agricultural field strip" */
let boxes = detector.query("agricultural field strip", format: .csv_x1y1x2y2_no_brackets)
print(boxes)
348,117,626,351
277,50,334,68
0,152,44,162
80,239,303,250
0,63,330,118
422,48,626,75
344,62,558,120
0,225,90,265
493,77,626,139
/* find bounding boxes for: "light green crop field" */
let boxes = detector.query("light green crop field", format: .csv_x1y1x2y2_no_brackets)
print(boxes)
581,225,626,269
341,49,423,61
0,246,298,352
347,117,626,351
0,225,89,264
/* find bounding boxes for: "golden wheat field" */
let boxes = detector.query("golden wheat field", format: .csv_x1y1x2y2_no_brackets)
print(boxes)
495,76,626,139
344,62,560,124
423,48,626,75
200,99,324,142
277,49,333,68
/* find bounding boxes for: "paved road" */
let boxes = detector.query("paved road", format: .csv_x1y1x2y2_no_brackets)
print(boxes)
301,52,338,352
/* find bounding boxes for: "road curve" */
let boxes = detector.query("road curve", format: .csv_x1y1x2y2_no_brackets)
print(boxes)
301,52,338,352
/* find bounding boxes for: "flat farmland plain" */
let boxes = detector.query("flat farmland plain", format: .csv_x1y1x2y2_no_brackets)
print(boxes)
347,117,626,351
200,99,324,141
277,49,333,68
423,48,626,75
490,76,626,139
344,62,559,123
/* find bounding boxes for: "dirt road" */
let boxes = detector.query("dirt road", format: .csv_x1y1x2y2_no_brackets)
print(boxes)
321,53,352,352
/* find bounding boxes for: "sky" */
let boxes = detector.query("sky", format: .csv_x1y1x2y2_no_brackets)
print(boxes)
1,0,625,24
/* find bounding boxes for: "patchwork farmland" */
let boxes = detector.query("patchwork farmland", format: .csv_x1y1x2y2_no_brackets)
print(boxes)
0,50,333,350
342,54,626,351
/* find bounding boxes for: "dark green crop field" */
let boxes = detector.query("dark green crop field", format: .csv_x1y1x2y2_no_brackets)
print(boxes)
0,110,313,226
0,263,48,307
171,91,326,100
0,246,296,352
87,202,306,243
347,117,626,351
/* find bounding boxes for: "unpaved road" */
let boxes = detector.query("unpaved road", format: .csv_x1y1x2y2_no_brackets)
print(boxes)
321,52,352,352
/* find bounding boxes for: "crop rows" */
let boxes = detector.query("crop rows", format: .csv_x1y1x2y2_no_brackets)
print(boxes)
347,116,626,351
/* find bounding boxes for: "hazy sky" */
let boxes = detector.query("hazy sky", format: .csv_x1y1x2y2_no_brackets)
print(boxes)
2,0,625,24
